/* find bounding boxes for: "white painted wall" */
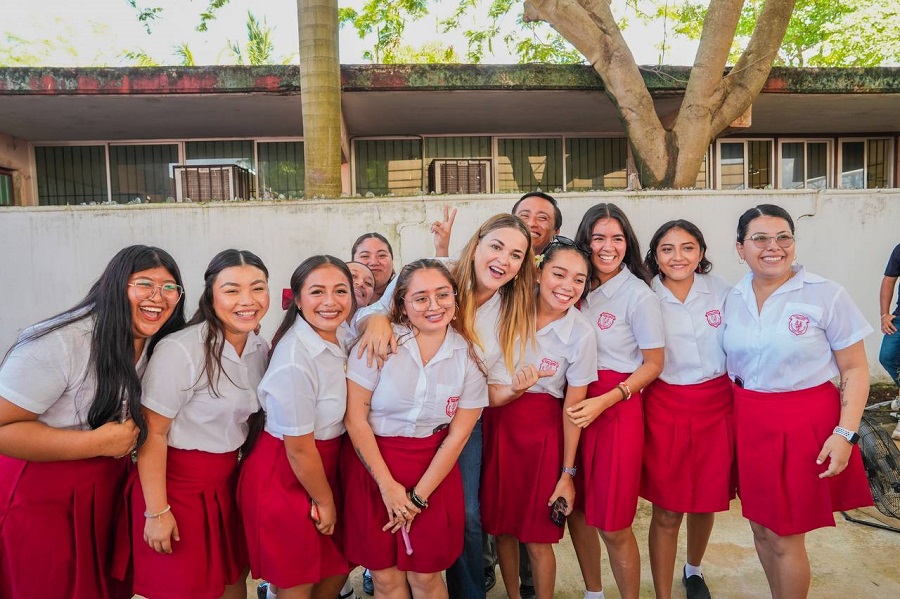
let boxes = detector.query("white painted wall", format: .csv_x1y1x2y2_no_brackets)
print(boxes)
1,190,898,381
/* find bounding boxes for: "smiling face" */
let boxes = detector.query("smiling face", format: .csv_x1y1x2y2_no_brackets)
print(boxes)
352,237,394,291
588,218,627,284
212,265,270,349
736,215,796,284
537,248,589,315
655,227,703,283
298,264,353,342
347,262,375,308
514,195,559,255
472,226,529,296
401,268,456,335
128,266,179,343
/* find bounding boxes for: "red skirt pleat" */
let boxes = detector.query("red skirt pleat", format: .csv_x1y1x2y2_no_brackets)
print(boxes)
734,382,873,536
0,454,132,599
340,430,463,573
238,432,349,588
641,375,736,513
574,370,643,531
128,448,246,599
481,392,565,543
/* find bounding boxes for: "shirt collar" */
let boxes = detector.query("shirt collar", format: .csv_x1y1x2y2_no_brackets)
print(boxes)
394,323,469,366
539,306,579,344
652,273,711,304
292,317,348,358
590,266,631,300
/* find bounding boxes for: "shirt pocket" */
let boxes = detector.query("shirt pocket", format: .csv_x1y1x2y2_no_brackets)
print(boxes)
777,302,827,374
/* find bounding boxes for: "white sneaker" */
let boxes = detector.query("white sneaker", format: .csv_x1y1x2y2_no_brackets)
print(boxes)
890,397,900,412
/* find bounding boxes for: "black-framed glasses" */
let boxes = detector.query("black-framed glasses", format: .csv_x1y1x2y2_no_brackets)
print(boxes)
744,233,795,249
545,235,592,258
404,291,457,312
128,279,184,303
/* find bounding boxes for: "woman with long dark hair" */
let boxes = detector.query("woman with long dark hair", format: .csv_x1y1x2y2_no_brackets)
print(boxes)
0,245,186,598
129,249,270,599
567,203,665,599
724,204,872,598
240,255,355,599
642,220,734,599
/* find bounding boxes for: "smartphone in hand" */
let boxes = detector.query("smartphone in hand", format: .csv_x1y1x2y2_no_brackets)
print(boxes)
549,496,568,527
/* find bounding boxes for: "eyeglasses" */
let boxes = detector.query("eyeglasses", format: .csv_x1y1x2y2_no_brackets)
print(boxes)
744,233,795,249
545,235,592,258
128,279,184,303
404,291,456,312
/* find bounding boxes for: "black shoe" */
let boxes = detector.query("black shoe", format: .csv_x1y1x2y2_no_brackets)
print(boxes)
485,566,496,592
683,567,712,599
519,583,536,599
257,581,269,599
362,569,374,596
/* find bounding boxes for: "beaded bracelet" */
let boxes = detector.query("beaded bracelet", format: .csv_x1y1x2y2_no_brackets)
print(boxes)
617,382,632,401
144,504,172,519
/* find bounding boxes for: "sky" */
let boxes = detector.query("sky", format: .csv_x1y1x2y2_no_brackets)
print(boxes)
2,0,700,67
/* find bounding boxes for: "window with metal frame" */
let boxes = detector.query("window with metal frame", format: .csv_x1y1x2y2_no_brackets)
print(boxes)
717,139,773,190
34,145,108,205
839,138,894,189
257,141,305,199
0,169,13,205
779,140,831,189
354,139,423,196
110,144,179,203
497,138,562,193
565,138,627,191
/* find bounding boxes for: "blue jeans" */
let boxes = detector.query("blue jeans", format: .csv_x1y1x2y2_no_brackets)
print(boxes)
446,419,486,599
880,327,900,386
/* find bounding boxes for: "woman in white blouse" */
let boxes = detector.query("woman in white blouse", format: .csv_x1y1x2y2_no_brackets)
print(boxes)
239,255,354,599
723,204,872,599
130,249,270,599
0,245,185,599
343,259,487,599
641,220,734,599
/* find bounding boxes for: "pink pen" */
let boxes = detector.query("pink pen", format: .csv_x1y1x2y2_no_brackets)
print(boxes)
400,527,413,555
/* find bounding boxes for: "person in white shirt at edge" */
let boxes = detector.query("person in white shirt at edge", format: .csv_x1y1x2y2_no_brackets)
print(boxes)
640,220,734,599
354,213,537,599
568,203,665,599
130,249,270,599
481,237,598,599
240,256,355,599
352,233,396,304
0,245,186,599
342,259,488,599
722,204,873,599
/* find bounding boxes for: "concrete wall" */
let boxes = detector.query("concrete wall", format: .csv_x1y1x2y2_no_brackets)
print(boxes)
0,133,34,205
1,190,898,381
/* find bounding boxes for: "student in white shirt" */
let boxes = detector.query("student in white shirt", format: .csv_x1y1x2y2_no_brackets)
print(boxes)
641,220,734,599
343,259,488,599
352,233,396,303
723,204,872,599
240,256,354,599
568,203,665,599
481,237,598,599
131,249,270,599
356,213,537,599
0,245,185,599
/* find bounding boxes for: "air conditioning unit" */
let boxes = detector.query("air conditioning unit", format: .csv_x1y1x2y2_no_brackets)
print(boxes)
173,164,252,202
429,159,491,194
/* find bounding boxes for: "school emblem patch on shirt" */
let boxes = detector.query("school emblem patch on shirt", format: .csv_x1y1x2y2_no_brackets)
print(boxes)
539,358,560,374
445,396,460,417
597,312,616,330
788,314,810,336
705,309,722,328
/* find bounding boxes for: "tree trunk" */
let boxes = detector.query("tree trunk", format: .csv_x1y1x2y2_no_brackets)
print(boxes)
299,0,343,198
525,0,796,188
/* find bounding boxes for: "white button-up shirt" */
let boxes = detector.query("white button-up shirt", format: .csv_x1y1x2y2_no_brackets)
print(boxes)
653,273,730,385
722,266,873,392
347,325,488,438
580,268,665,373
489,307,597,397
0,314,148,430
259,318,349,441
142,323,269,453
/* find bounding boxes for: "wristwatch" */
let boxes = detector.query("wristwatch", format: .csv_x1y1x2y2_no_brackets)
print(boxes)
561,466,577,477
833,426,860,445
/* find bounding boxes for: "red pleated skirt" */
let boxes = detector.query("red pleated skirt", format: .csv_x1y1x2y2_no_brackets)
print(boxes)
574,370,643,531
238,432,349,588
734,382,873,536
340,430,463,573
481,392,565,543
124,448,246,599
641,375,736,513
0,455,132,599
